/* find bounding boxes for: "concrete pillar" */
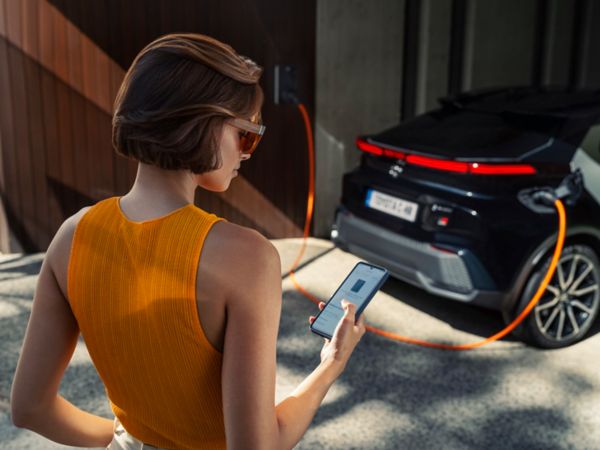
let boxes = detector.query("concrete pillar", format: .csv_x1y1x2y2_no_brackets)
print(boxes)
415,0,452,115
314,0,405,237
542,0,575,85
463,0,537,90
582,0,600,87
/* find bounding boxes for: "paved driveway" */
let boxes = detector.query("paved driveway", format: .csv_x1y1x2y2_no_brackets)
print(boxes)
1,239,599,449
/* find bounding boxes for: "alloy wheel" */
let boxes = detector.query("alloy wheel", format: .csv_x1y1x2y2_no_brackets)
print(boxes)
534,252,600,342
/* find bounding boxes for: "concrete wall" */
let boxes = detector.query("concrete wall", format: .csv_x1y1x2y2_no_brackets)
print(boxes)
315,0,405,237
415,0,452,115
582,0,600,87
463,0,537,90
314,0,600,238
544,0,575,85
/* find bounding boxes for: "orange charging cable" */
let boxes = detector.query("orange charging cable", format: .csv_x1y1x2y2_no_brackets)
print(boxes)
288,102,566,350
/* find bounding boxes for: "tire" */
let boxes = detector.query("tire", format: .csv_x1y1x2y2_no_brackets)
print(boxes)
513,244,600,349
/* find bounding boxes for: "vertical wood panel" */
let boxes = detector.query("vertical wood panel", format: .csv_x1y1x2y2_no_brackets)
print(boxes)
1,0,22,243
93,107,115,199
38,1,63,236
46,0,314,237
0,0,6,37
0,0,9,208
51,3,68,83
2,0,315,250
65,7,83,93
0,119,3,197
22,0,39,60
22,0,50,247
40,69,63,237
71,81,90,198
23,49,51,248
0,125,6,252
38,0,54,69
108,60,123,112
8,43,37,251
105,0,123,68
4,0,22,46
55,80,76,213
85,100,115,201
0,37,19,231
63,1,88,200
80,36,98,110
104,0,129,196
4,0,27,247
96,51,110,112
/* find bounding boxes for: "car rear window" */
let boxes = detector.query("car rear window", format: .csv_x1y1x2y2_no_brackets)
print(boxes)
373,110,551,160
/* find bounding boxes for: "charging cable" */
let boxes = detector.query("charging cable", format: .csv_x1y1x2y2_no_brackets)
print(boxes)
287,102,567,350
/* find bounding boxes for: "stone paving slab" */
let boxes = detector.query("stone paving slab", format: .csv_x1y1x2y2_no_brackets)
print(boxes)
1,239,599,449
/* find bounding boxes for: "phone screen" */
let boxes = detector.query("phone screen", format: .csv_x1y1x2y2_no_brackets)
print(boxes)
310,262,388,339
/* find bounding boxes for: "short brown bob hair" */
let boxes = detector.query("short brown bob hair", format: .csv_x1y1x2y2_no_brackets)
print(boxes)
112,33,264,174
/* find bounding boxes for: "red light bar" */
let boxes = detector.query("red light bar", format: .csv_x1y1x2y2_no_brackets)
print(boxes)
383,149,405,159
356,138,383,155
357,138,405,160
468,163,537,175
357,138,537,175
406,154,469,173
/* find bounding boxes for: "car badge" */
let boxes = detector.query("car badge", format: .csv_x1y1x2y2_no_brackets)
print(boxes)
388,163,404,178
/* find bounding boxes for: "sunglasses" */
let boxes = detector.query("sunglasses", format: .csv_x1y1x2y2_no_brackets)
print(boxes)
229,113,266,155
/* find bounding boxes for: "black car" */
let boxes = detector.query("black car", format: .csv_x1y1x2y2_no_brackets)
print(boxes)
331,86,600,348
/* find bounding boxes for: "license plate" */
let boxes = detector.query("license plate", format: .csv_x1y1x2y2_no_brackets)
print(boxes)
365,189,418,222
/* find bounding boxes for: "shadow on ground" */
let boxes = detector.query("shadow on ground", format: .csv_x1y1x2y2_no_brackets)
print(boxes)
277,284,599,450
380,276,517,341
2,249,599,450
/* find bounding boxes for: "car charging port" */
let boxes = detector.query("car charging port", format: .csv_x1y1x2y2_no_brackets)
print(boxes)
531,189,557,207
518,169,583,213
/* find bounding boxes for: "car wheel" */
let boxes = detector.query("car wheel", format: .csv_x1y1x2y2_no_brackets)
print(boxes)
514,244,600,349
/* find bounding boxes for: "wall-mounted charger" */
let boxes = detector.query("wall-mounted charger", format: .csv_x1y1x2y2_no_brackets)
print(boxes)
274,64,299,104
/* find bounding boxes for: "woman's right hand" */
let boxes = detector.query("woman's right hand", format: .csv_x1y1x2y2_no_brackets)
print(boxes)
309,300,366,375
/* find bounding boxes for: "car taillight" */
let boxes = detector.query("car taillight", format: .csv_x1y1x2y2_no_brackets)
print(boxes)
357,138,537,175
406,154,469,173
468,163,537,175
383,148,406,159
356,138,384,155
356,138,405,159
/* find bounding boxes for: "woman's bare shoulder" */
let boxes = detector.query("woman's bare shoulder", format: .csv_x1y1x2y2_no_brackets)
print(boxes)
201,221,280,292
211,220,272,247
46,206,92,300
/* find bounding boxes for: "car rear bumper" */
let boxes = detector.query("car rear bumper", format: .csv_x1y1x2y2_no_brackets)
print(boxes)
332,206,505,310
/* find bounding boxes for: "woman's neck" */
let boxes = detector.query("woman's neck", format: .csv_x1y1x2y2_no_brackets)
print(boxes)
125,162,197,208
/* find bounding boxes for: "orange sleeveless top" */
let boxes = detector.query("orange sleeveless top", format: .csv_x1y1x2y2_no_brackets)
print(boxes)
67,196,227,450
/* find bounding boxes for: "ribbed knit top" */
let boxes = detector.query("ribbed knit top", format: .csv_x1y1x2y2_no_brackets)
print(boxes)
67,196,227,449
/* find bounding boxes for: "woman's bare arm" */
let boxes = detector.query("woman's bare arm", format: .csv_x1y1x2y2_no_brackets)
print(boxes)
221,231,365,450
274,300,365,449
10,216,114,447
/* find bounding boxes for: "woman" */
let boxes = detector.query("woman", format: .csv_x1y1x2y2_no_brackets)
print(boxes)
10,33,365,450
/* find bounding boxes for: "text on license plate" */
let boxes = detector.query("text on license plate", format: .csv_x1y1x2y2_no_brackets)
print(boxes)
365,189,418,222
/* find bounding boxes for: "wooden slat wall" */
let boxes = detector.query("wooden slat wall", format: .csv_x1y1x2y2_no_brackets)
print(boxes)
50,0,312,237
0,0,19,252
0,0,315,253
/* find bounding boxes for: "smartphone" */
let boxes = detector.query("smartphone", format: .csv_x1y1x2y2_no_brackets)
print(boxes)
310,261,389,340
